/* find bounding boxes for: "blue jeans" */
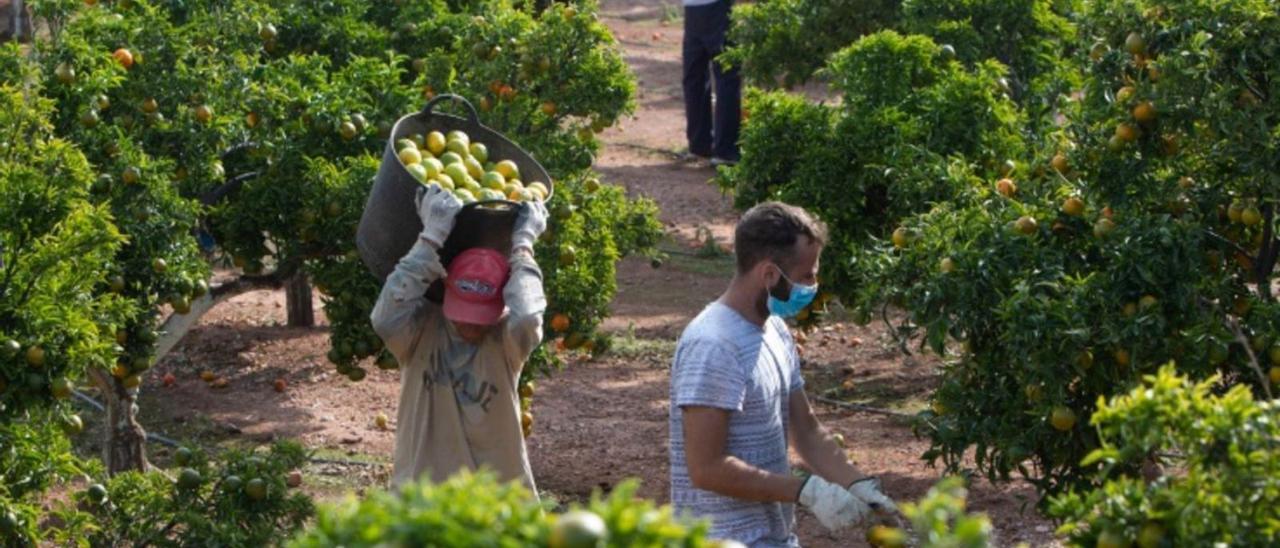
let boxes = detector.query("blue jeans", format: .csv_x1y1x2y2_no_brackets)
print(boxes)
683,0,741,160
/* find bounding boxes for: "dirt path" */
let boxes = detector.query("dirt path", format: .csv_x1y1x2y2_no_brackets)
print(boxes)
119,0,1058,545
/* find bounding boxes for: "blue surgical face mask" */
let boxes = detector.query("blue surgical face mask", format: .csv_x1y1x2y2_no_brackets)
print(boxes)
766,264,818,318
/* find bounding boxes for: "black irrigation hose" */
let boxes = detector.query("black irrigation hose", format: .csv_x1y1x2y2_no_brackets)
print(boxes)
70,389,385,468
812,394,915,419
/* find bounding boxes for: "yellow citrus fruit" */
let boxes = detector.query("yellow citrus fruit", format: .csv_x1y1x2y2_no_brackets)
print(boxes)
1015,216,1038,235
548,511,606,548
1115,123,1139,142
1050,406,1077,431
1051,153,1070,174
426,131,447,155
1114,348,1131,367
1133,101,1157,124
866,525,907,548
495,160,520,181
1241,206,1262,226
1124,32,1146,55
398,147,422,166
1063,196,1085,217
996,178,1017,197
1094,218,1116,238
891,227,911,249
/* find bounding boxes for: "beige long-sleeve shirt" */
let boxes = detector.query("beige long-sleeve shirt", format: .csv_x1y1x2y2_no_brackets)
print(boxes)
370,236,545,492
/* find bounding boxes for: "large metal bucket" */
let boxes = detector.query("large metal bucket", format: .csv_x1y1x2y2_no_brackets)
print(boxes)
356,94,554,294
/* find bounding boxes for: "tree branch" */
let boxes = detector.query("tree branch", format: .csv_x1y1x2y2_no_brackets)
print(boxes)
1203,228,1251,257
200,171,260,206
1227,317,1274,400
153,272,290,363
1255,202,1276,301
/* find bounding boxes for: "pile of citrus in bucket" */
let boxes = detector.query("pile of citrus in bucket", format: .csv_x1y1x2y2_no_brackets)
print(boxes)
395,129,549,204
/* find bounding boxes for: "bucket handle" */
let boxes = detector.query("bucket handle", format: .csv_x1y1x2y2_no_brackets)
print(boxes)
463,199,519,213
422,94,481,125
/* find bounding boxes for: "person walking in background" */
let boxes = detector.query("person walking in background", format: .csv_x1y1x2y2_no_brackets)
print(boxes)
682,0,741,166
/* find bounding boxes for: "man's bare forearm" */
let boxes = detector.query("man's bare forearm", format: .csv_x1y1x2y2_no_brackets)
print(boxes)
691,456,806,503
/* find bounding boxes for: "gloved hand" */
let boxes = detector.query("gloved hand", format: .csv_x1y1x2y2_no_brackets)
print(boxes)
797,475,871,532
511,199,548,253
848,477,898,515
415,185,463,247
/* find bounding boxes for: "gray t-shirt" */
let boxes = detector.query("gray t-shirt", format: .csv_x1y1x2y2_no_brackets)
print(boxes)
670,302,804,547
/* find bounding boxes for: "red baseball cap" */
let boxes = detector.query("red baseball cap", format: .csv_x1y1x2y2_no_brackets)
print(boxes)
443,248,509,326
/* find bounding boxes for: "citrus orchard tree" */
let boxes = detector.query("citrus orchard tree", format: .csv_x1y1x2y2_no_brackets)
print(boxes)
1049,365,1280,548
857,0,1280,498
719,0,1279,503
900,0,1079,108
0,80,127,542
722,0,901,87
57,442,315,546
723,0,1078,100
717,30,1024,328
290,472,714,547
14,0,660,472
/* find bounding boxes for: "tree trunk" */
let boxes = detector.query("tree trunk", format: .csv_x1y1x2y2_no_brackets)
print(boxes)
84,276,283,475
285,273,314,327
87,368,150,474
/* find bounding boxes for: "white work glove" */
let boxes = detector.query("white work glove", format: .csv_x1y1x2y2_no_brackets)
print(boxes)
848,477,898,515
797,475,871,532
511,200,548,253
415,185,463,248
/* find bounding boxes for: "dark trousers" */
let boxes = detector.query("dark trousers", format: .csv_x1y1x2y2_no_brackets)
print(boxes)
683,0,741,160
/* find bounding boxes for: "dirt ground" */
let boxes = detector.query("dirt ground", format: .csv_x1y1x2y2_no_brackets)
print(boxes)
116,0,1058,545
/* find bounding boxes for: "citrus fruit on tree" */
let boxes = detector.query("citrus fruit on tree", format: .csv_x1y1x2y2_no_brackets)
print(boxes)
892,227,911,249
996,178,1017,197
1051,153,1070,174
61,414,84,436
1137,522,1164,548
1050,406,1077,431
551,313,571,333
1124,32,1146,55
1132,101,1157,124
25,346,45,367
1015,216,1038,235
1097,529,1130,548
548,510,607,548
87,484,108,504
177,468,202,490
1115,123,1139,142
55,62,76,84
1241,206,1262,226
245,478,267,500
1093,218,1116,238
1063,196,1085,217
258,23,278,41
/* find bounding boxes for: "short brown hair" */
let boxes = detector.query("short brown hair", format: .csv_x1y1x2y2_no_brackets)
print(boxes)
733,202,828,273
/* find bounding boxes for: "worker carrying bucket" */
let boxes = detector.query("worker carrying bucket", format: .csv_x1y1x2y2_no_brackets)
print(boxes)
358,95,553,492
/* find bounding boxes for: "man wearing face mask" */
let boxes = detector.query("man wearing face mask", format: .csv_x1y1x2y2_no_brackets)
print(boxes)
669,202,897,546
371,185,548,492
